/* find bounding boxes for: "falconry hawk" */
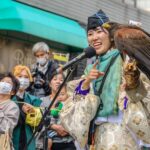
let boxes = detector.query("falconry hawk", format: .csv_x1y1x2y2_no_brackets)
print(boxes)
102,22,150,79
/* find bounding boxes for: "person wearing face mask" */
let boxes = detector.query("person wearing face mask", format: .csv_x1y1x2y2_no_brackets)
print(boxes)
12,65,42,150
0,72,20,150
30,42,58,98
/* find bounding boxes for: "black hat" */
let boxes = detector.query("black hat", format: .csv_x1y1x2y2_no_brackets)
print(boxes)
87,10,109,31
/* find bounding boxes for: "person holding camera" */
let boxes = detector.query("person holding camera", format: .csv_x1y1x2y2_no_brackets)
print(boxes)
29,42,58,98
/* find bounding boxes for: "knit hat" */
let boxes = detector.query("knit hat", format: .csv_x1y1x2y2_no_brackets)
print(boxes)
87,9,109,31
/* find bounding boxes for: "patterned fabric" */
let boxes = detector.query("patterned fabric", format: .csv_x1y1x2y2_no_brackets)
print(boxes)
94,123,139,150
124,101,150,144
60,79,100,148
84,49,122,117
119,77,150,144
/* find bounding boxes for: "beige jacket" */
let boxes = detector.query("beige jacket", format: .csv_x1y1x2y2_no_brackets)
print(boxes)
0,100,19,134
0,100,19,150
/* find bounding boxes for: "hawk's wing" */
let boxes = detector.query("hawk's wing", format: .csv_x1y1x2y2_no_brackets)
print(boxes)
114,27,150,79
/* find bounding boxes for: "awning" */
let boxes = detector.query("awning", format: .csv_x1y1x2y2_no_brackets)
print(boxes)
0,0,88,49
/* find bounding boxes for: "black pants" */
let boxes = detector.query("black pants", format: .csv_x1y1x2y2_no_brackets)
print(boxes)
51,141,76,150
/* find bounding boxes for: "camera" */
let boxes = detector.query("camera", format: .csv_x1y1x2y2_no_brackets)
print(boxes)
33,63,45,89
34,72,43,89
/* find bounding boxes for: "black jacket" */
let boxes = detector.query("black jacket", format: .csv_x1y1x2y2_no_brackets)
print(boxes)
28,60,58,98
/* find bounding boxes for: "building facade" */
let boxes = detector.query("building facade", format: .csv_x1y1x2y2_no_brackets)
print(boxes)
17,0,150,32
0,0,88,78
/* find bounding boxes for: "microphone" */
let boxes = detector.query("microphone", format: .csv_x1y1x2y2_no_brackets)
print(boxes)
54,46,96,74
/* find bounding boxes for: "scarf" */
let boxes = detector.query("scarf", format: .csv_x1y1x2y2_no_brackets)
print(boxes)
85,49,122,117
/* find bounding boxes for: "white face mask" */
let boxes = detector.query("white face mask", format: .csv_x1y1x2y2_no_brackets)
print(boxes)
18,78,30,90
36,57,47,66
0,82,12,94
